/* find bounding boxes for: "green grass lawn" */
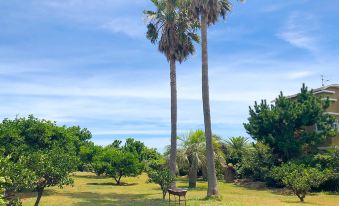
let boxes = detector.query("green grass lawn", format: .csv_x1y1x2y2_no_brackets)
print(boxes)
19,172,338,206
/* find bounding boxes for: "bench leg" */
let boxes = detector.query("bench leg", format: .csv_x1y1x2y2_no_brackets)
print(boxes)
179,196,181,205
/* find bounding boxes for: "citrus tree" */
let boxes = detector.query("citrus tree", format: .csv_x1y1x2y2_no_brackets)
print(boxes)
0,116,85,206
93,147,143,185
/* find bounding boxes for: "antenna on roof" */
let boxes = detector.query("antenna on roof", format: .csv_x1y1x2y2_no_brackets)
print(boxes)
321,75,330,87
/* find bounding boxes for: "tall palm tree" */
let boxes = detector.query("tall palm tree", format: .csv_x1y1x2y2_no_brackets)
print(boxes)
144,0,199,186
187,0,232,196
188,0,243,196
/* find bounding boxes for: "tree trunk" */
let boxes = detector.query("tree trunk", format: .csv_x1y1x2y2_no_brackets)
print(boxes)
169,59,177,188
34,188,44,206
297,192,305,202
162,191,167,201
188,156,198,188
114,176,122,185
201,14,219,197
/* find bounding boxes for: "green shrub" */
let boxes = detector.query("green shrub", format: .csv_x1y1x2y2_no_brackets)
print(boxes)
270,163,328,202
237,143,274,181
311,147,339,191
147,168,175,200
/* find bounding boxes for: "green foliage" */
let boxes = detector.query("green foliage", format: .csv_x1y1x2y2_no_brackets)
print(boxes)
175,130,225,183
0,177,8,206
244,84,336,161
93,147,143,185
79,143,103,171
0,155,36,192
270,163,328,202
223,136,250,166
312,147,339,170
145,157,167,173
123,138,161,162
190,0,232,25
144,0,199,63
306,147,339,191
21,148,77,190
147,168,175,200
237,142,274,181
0,116,87,205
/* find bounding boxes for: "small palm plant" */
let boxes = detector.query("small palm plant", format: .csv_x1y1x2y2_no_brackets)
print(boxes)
177,130,226,188
224,136,250,165
144,0,199,186
178,130,206,188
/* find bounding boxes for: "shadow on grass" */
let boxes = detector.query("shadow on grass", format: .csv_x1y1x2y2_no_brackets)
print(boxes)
282,199,321,205
87,182,138,186
72,174,108,180
18,189,61,200
55,191,170,206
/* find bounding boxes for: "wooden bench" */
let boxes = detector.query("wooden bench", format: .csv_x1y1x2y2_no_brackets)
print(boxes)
168,188,187,205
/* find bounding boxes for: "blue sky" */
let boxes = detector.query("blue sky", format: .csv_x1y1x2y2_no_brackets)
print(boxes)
1,0,339,152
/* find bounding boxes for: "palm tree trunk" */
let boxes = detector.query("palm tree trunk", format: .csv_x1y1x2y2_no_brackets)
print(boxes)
189,156,198,188
201,14,218,197
169,58,177,188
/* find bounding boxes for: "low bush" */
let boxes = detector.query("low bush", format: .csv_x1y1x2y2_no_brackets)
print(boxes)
147,168,175,200
270,162,328,202
237,143,274,182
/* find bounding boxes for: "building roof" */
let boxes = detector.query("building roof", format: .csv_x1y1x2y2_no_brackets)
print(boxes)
271,84,339,103
313,84,339,93
286,84,339,99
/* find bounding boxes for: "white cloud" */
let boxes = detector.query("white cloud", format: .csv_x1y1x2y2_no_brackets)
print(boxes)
277,12,319,52
287,71,312,80
100,17,145,38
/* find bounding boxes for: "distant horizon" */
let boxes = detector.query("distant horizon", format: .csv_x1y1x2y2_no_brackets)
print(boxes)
1,0,339,152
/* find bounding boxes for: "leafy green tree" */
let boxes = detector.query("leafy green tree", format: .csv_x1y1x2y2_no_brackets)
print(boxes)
93,148,143,185
21,148,78,206
244,85,336,161
107,140,122,149
189,0,243,196
0,116,81,158
271,163,328,202
0,155,35,205
66,126,92,153
145,0,199,183
0,116,85,206
123,138,161,162
147,168,175,200
79,143,103,171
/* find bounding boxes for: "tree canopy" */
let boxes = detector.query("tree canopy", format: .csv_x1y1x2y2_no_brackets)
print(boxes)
93,147,143,185
0,116,87,206
244,84,336,161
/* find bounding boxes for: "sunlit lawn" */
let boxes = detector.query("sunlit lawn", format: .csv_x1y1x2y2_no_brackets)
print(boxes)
19,172,338,206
